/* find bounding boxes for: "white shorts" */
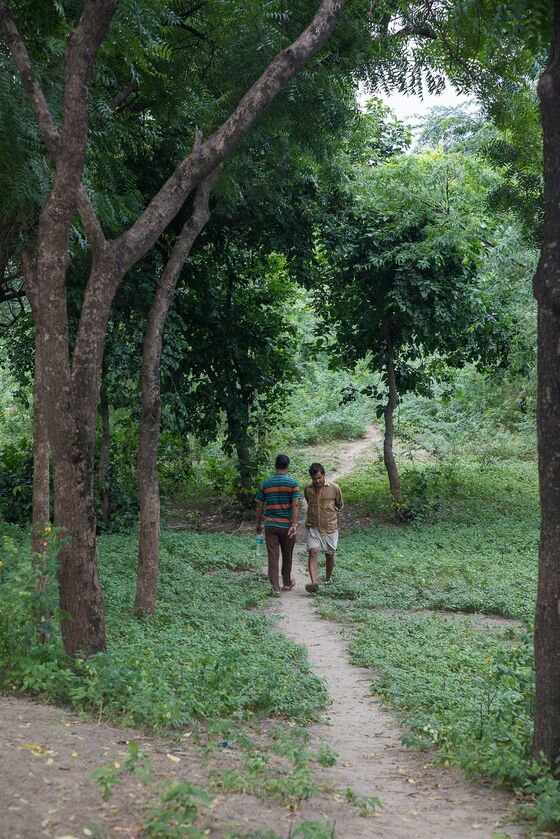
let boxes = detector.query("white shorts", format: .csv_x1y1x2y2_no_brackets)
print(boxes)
306,527,338,554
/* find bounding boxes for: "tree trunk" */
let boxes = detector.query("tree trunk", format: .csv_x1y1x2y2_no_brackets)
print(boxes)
235,441,253,506
22,254,50,557
31,333,50,555
98,379,111,527
383,351,402,505
532,0,560,766
54,453,106,656
2,0,348,650
225,404,253,507
135,159,219,617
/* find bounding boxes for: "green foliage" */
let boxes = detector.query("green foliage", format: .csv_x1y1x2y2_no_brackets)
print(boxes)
0,529,62,657
279,361,373,448
225,823,336,839
142,782,213,839
318,443,560,828
315,743,338,768
0,529,326,727
0,364,34,524
316,148,522,405
211,723,321,805
0,435,33,523
92,740,155,801
344,787,382,817
334,458,538,621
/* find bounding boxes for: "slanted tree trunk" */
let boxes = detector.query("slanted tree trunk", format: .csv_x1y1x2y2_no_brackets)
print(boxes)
98,378,111,528
135,158,219,617
532,0,560,766
383,347,402,505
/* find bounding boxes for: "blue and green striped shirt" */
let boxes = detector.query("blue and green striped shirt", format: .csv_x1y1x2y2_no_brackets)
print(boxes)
255,473,301,528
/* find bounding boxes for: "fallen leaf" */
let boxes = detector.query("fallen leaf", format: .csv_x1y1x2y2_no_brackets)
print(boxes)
71,752,78,758
167,754,181,763
25,743,50,756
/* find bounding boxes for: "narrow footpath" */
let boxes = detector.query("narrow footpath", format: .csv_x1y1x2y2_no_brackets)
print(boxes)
272,433,524,839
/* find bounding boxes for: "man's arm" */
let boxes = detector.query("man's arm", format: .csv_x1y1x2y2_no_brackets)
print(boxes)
256,500,264,534
288,496,300,538
335,485,343,511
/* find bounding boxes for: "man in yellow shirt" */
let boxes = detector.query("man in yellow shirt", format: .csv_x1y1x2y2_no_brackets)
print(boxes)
303,462,343,594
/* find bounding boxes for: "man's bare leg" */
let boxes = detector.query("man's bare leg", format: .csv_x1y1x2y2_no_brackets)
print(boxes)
325,553,334,582
308,548,319,584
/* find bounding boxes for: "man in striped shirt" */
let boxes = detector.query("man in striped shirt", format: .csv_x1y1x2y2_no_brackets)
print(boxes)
255,454,301,596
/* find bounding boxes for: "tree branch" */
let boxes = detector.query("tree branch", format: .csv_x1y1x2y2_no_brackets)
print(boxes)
42,0,117,252
114,0,347,273
0,1,107,253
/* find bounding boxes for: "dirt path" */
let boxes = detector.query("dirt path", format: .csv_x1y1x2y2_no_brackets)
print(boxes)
272,429,524,839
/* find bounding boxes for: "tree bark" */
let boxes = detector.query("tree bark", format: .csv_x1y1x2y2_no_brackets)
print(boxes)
31,330,50,556
383,349,402,505
1,0,348,653
98,378,111,528
225,403,253,507
532,0,560,766
235,441,254,506
22,251,50,556
135,157,220,617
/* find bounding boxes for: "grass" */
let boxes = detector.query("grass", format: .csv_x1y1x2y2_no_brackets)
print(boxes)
0,528,327,729
326,458,539,622
316,453,559,829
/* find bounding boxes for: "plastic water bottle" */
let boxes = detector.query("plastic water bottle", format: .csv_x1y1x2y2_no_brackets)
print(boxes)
256,533,264,556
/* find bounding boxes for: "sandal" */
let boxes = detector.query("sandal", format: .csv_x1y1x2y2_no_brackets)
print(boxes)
282,579,296,591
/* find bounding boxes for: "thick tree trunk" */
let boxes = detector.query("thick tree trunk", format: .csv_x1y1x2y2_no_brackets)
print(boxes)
135,160,219,617
532,0,560,766
383,352,402,505
54,453,106,656
2,0,347,649
98,379,111,527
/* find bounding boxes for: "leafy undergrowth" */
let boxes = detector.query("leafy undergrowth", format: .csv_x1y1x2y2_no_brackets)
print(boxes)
91,727,345,838
319,457,560,831
0,528,327,729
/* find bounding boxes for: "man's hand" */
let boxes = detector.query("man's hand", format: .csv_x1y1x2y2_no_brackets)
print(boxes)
288,523,298,538
256,524,262,535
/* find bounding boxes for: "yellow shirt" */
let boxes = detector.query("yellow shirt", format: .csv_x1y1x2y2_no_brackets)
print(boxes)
304,480,343,534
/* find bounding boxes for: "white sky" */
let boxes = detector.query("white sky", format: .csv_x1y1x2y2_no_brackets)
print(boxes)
358,80,472,127
381,87,471,125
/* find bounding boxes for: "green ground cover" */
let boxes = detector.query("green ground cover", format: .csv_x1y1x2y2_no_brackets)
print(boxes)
0,529,327,729
317,455,558,828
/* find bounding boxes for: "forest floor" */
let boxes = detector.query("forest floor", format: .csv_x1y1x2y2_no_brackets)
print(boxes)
0,429,535,839
271,431,526,839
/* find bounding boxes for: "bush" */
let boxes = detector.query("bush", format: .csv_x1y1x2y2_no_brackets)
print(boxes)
0,437,33,524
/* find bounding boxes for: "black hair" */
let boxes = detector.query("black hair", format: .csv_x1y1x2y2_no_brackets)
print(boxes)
309,462,325,476
275,454,290,470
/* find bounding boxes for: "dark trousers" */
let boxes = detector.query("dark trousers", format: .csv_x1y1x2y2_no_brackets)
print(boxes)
265,526,295,591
